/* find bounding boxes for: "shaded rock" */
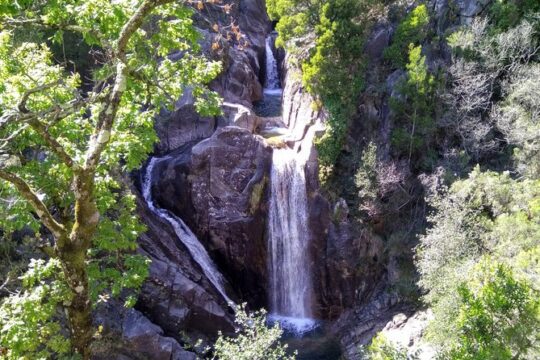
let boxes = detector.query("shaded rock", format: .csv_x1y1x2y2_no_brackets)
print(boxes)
154,89,217,154
366,25,391,60
153,126,273,308
93,303,197,360
153,0,270,153
132,178,235,345
331,289,407,360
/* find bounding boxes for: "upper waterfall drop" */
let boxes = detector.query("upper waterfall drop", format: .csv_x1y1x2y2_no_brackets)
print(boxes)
264,33,282,95
142,157,233,307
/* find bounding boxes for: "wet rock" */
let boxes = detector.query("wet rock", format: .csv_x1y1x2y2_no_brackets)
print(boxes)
133,181,235,345
152,127,273,308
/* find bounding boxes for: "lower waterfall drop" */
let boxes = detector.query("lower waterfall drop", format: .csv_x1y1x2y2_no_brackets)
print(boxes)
142,157,233,307
268,148,317,334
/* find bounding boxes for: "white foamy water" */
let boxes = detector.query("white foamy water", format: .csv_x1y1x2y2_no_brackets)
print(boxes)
268,148,317,334
268,314,319,335
142,157,233,307
264,34,282,93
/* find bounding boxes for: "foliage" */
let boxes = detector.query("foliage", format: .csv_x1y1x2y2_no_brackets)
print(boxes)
360,333,409,360
213,304,295,360
416,167,540,352
267,0,382,177
355,142,379,202
390,44,437,163
493,64,540,178
444,17,539,159
0,259,72,359
449,261,540,360
0,0,221,357
383,4,430,68
488,0,540,31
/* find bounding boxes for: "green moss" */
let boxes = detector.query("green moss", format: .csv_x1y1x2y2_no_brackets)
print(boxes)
249,176,267,215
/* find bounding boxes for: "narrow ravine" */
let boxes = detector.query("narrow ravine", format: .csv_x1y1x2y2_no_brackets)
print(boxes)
142,156,233,307
263,34,318,334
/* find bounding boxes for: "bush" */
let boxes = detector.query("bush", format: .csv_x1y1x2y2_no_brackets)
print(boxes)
416,167,540,351
383,4,430,68
213,304,295,360
449,261,540,360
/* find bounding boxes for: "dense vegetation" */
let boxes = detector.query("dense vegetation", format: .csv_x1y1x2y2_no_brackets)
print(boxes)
0,0,539,359
0,0,220,358
270,0,540,358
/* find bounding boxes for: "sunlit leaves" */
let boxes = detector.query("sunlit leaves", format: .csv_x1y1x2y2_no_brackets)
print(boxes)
0,259,72,359
0,0,223,357
213,304,295,360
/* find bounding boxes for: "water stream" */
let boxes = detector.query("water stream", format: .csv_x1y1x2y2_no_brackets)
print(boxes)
142,157,233,307
264,33,282,94
263,34,317,335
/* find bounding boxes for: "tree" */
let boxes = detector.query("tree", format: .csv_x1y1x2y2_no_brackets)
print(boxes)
391,44,437,163
213,304,295,360
0,0,221,358
449,261,540,359
493,64,540,178
416,168,540,353
443,17,539,159
383,4,430,69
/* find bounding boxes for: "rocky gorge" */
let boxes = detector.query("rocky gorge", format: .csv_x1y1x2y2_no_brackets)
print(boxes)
94,0,508,358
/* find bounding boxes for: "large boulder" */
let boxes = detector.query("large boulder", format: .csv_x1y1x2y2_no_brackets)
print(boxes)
93,304,197,360
133,180,235,345
153,126,273,307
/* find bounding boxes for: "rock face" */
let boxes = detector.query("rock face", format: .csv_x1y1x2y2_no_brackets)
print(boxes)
132,1,272,349
152,127,273,307
93,303,197,360
135,183,235,344
331,289,409,359
153,0,271,154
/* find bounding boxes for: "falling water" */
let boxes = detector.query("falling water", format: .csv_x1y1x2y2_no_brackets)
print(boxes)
262,31,317,334
264,34,282,95
142,157,233,307
268,149,317,334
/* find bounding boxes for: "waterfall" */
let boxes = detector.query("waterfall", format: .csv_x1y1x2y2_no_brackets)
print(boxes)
264,34,282,95
142,157,233,307
264,35,317,331
268,148,317,333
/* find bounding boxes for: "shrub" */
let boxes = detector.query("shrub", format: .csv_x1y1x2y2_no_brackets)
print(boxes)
449,261,540,360
384,4,430,68
213,304,295,360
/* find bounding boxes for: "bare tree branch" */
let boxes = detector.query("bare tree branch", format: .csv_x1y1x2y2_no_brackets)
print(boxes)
0,169,66,238
28,119,77,169
85,0,174,171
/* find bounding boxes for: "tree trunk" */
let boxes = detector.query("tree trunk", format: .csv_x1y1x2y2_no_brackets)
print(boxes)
56,171,100,359
60,250,93,359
